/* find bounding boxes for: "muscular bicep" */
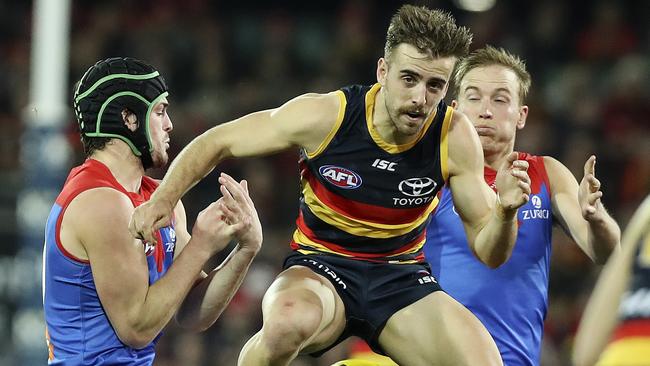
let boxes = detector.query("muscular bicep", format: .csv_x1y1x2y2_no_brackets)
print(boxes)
66,189,150,337
446,112,495,242
216,92,343,159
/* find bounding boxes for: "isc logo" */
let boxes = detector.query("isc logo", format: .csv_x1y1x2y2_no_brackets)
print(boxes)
372,158,397,171
319,165,362,189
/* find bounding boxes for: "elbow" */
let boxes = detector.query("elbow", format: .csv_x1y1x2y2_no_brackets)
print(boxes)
473,247,511,269
115,327,157,349
483,256,507,269
174,311,217,333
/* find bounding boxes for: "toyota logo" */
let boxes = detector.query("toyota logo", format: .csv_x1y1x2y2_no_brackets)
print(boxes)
398,177,437,197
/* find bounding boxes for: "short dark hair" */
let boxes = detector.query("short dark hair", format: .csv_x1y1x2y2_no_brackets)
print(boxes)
384,5,472,61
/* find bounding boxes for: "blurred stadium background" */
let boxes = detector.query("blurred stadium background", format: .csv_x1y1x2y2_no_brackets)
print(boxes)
0,0,648,364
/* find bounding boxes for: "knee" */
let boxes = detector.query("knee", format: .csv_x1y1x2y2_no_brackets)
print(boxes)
259,297,325,358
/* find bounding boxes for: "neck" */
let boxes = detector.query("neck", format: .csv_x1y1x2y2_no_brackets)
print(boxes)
90,140,144,192
483,143,515,171
373,88,419,145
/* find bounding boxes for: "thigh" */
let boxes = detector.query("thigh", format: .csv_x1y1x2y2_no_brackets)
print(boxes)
378,291,502,366
261,265,347,354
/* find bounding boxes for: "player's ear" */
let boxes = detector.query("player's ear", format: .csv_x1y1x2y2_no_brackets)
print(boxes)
377,58,388,86
517,105,528,130
121,108,138,132
451,100,459,109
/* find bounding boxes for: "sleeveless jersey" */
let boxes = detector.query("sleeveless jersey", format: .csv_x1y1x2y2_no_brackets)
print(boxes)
290,83,453,263
597,232,650,365
43,159,176,365
425,153,553,366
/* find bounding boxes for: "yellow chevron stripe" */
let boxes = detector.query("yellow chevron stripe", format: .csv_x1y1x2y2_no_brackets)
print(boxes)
306,90,347,159
293,227,426,259
440,106,454,182
293,229,352,256
302,180,438,238
365,83,437,154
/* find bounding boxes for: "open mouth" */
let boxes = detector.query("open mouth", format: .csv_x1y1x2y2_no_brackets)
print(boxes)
404,111,424,122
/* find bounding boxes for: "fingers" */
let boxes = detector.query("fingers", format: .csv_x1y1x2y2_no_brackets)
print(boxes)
587,175,601,193
499,151,519,171
129,206,165,244
583,155,596,177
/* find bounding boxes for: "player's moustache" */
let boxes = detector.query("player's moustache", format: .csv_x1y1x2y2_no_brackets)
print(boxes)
400,107,426,118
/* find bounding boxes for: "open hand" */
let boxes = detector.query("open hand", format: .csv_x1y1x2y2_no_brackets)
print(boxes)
579,155,605,222
495,152,531,211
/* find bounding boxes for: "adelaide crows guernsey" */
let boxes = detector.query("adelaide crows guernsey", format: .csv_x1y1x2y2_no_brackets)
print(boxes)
425,153,553,366
597,232,650,364
291,83,453,263
43,159,176,365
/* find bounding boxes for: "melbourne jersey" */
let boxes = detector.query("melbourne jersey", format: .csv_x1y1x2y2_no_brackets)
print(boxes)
290,84,453,263
597,231,650,365
43,159,176,365
425,153,553,366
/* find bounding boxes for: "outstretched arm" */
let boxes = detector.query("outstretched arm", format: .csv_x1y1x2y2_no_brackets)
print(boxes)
447,111,530,268
130,92,342,243
175,174,263,331
572,195,650,366
545,155,620,264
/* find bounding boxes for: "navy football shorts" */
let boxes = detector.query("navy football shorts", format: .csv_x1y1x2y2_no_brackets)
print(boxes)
282,251,443,356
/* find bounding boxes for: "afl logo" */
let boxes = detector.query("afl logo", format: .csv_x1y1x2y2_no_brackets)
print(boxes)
399,177,437,197
531,195,542,209
319,165,362,189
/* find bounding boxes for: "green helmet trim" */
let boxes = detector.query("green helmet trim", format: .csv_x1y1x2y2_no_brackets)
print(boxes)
74,71,161,103
85,90,169,157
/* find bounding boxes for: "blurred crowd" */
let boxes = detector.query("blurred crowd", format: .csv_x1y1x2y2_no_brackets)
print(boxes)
0,0,648,365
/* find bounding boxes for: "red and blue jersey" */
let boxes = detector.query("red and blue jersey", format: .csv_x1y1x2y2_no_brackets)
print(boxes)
425,153,553,366
42,159,176,365
291,84,453,263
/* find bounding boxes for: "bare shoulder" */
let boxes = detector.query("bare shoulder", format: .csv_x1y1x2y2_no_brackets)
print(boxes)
273,91,344,152
64,188,136,249
542,155,577,192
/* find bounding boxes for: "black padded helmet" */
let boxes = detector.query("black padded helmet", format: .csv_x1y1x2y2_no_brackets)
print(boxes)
73,57,168,169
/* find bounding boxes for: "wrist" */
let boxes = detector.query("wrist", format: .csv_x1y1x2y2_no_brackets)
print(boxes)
495,193,517,221
237,242,261,257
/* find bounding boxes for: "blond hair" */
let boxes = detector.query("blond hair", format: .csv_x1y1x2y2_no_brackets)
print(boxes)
454,45,532,103
384,5,472,61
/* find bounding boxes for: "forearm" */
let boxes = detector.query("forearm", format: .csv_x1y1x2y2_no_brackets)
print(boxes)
588,213,621,264
472,203,518,268
176,244,257,331
154,128,227,206
124,243,212,346
573,246,630,366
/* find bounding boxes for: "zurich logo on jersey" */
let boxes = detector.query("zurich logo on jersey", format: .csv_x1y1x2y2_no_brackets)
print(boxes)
319,165,362,189
531,195,543,209
398,177,437,197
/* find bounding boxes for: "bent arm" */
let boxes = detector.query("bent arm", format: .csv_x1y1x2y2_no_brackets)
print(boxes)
70,190,218,348
446,113,518,268
175,244,257,331
545,156,620,264
573,195,650,366
172,181,262,331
